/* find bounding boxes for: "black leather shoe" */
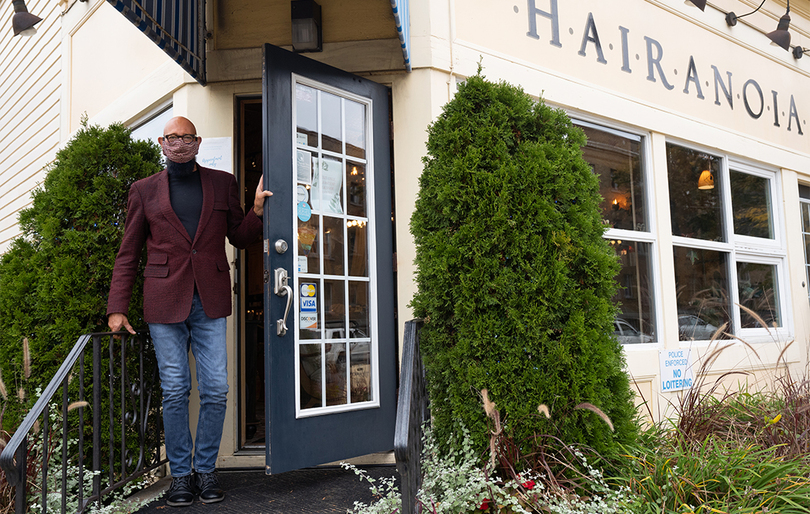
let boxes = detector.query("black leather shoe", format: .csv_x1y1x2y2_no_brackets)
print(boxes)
166,474,196,507
196,471,225,504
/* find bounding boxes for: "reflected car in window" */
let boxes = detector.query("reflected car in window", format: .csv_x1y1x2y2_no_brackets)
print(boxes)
613,319,653,344
678,315,720,341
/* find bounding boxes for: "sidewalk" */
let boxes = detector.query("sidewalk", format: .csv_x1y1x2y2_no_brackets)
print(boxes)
131,465,398,513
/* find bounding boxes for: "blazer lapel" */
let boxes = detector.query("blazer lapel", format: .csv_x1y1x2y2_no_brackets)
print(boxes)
158,170,193,243
194,166,215,245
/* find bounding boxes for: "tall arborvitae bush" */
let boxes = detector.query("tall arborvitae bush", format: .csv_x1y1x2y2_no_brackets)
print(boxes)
410,75,638,462
0,121,161,425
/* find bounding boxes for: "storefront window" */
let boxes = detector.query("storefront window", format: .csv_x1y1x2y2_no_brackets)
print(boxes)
731,170,773,239
578,121,656,344
737,261,780,328
667,144,724,242
673,247,730,340
667,143,783,340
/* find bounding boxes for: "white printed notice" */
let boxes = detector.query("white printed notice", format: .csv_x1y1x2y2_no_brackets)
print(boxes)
659,349,694,392
197,137,233,174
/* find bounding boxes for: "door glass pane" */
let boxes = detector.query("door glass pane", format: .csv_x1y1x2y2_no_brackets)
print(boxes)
673,246,731,340
345,100,366,159
608,240,655,344
293,79,375,416
297,216,320,277
296,84,318,148
667,144,725,242
300,343,322,410
312,155,344,214
347,162,367,217
323,216,345,276
579,125,646,231
321,91,342,153
737,262,780,328
325,342,347,406
348,221,368,277
349,281,370,338
731,170,773,239
350,341,371,403
324,279,346,336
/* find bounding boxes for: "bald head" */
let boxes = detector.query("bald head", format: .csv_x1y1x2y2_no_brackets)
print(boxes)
161,116,197,140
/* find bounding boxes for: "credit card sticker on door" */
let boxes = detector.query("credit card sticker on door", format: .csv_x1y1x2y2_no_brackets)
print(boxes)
300,283,317,329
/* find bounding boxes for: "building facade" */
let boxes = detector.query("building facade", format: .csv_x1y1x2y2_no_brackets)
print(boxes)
2,0,809,471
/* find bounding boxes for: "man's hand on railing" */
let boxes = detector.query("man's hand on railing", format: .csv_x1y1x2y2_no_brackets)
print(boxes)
108,313,136,335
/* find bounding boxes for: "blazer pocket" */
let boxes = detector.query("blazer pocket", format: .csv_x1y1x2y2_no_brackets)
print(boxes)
217,260,230,272
144,266,169,278
213,202,229,211
145,253,169,277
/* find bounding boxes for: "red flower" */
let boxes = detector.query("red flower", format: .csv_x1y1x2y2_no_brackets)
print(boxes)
479,498,492,511
522,480,535,490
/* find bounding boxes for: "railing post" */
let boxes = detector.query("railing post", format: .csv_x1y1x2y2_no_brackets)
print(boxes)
92,335,102,508
14,435,27,514
394,319,427,514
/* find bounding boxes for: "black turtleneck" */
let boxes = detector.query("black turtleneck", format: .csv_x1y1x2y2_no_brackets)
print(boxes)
168,169,203,240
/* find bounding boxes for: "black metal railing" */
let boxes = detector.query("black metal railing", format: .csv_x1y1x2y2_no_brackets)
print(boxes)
394,319,428,514
0,331,166,513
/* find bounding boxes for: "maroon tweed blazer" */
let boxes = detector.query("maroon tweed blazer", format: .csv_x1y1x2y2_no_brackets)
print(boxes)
107,165,262,324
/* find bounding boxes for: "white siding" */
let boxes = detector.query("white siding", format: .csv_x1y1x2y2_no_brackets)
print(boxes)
0,0,62,253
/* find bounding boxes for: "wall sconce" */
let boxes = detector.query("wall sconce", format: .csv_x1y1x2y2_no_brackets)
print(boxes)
685,0,706,11
11,0,42,37
291,0,322,52
766,3,792,51
698,169,715,190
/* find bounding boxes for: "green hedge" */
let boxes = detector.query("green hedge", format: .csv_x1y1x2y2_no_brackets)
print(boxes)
0,121,161,427
410,74,638,461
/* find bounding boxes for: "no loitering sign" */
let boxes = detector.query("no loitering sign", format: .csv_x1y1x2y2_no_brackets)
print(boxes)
659,349,694,392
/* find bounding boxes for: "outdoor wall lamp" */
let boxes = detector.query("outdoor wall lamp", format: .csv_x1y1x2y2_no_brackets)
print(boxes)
766,2,792,51
11,0,42,37
291,0,322,52
685,0,706,11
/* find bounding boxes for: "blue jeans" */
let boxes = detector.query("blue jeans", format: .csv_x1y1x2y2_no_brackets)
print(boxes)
149,294,228,477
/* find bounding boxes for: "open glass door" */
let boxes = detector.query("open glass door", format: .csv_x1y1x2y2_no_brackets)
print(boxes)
262,43,396,474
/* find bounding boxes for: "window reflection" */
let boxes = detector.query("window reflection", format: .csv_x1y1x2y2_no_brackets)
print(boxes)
609,240,655,343
673,247,731,340
580,125,646,231
737,262,780,328
731,171,773,239
667,144,724,242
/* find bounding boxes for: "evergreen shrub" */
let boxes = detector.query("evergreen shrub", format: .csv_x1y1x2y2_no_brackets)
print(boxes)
0,121,162,426
410,74,638,462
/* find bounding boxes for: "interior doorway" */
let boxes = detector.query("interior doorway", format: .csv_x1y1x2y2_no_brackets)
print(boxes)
238,98,265,449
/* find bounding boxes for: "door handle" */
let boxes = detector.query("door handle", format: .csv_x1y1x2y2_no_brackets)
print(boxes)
276,285,293,336
274,268,292,336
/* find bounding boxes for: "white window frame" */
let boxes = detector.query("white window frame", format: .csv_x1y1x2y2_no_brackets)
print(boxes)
666,140,790,344
573,117,662,347
291,74,381,419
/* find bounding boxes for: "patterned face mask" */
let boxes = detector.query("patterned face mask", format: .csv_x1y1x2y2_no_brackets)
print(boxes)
161,138,200,164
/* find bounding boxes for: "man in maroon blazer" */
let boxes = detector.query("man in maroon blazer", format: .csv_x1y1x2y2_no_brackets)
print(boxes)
107,116,271,507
